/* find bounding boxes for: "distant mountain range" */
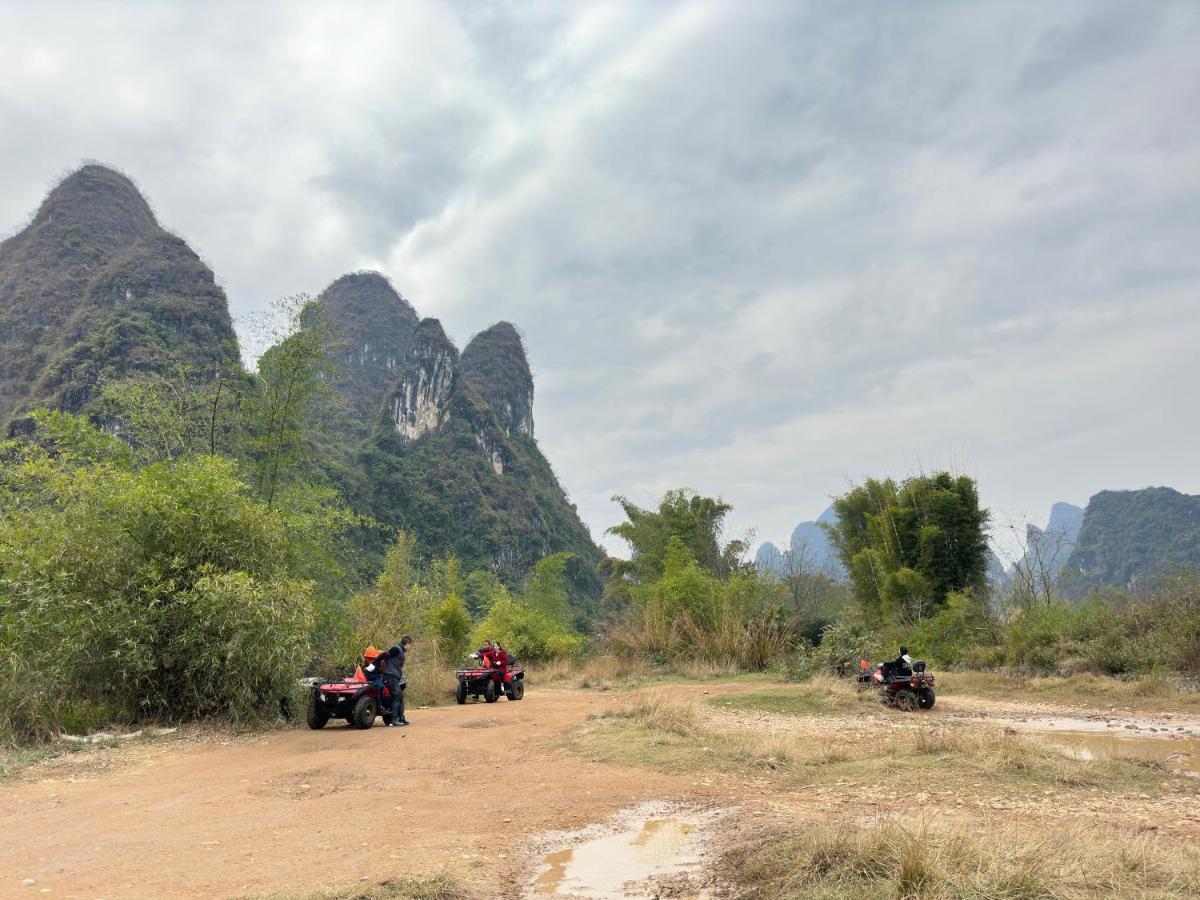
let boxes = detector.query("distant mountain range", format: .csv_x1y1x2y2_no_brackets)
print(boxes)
754,506,846,579
0,164,602,608
759,487,1200,598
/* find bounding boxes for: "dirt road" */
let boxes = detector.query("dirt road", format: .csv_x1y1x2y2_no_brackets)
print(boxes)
5,683,1199,899
1,689,716,899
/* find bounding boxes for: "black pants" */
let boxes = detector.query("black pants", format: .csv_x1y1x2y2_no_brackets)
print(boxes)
384,676,405,722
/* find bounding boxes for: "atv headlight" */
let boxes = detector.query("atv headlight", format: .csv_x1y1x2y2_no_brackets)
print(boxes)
320,693,328,702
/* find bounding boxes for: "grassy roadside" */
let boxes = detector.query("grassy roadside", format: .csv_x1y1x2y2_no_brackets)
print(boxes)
937,671,1200,712
528,655,777,693
567,689,1194,800
723,819,1200,899
707,676,874,716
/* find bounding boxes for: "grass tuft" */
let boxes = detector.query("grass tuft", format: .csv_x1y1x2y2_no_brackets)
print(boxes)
272,872,472,900
724,820,1200,899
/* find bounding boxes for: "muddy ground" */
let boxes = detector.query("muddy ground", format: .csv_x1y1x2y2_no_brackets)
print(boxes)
3,683,1199,899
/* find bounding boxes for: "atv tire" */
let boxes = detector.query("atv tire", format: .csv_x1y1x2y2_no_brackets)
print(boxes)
507,679,524,701
918,687,936,709
894,689,918,712
456,681,468,705
484,679,498,703
306,694,329,730
351,694,377,728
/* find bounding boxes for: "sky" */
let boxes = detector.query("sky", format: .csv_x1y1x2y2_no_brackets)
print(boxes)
1,0,1197,562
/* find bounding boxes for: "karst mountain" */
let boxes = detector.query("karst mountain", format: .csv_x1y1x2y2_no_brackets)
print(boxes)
0,164,602,607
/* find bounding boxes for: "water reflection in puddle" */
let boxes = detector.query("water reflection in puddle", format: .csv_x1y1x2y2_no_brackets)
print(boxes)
1033,730,1199,771
531,808,708,898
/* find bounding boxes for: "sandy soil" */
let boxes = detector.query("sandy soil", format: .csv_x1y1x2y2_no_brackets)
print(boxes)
1,689,719,900
4,683,1199,899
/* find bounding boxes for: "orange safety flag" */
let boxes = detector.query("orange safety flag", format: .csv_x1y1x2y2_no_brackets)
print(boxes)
860,658,869,670
352,666,366,681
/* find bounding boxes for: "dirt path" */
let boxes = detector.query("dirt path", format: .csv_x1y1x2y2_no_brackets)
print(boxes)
1,689,723,900
5,683,1200,899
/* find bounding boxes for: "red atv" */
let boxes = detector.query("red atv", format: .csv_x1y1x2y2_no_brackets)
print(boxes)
307,672,398,729
859,659,936,711
455,653,525,704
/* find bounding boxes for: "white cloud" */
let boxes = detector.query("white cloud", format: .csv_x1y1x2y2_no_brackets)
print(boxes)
1,0,1198,559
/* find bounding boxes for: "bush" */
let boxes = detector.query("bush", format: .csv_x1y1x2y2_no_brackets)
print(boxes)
472,587,584,661
0,418,345,739
809,620,883,675
163,571,314,720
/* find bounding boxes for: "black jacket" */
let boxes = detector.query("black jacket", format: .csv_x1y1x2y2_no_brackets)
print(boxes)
383,645,406,680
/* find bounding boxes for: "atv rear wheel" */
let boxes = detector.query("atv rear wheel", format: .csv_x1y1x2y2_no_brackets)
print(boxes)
507,679,524,701
918,686,936,709
306,694,329,730
351,694,377,728
894,689,918,712
456,680,468,705
484,679,498,703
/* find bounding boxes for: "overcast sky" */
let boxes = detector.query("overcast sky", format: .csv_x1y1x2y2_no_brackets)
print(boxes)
2,0,1198,560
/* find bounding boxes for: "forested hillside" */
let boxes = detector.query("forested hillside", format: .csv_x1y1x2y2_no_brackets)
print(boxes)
1063,488,1200,593
0,165,239,427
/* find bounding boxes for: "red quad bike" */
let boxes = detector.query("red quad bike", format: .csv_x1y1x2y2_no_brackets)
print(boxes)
307,672,398,729
455,654,525,704
858,659,936,712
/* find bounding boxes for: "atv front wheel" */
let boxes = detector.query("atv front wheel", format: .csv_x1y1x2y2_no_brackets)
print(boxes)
351,694,377,728
484,679,498,703
918,687,936,709
507,679,524,701
306,694,329,730
894,689,918,712
456,681,468,705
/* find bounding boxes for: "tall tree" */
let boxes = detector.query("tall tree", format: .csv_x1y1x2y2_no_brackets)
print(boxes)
605,489,746,583
827,472,989,625
243,296,334,506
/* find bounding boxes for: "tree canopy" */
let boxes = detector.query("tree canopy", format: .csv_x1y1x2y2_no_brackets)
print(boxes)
827,472,989,625
605,488,747,583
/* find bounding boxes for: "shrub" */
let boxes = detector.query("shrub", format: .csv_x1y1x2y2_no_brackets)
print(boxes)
162,571,314,720
0,419,344,738
809,620,883,675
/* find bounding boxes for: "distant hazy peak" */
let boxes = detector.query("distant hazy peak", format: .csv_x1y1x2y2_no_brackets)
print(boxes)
1046,501,1084,535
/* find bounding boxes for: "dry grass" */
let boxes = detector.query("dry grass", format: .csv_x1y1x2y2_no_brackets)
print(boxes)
404,655,460,708
709,675,872,717
725,819,1200,899
526,654,652,691
270,872,471,900
574,692,1184,796
605,689,702,736
940,671,1200,711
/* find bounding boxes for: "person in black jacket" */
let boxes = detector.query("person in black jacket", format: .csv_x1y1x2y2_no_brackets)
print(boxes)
383,636,413,727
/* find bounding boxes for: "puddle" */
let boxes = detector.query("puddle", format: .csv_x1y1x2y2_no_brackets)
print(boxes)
529,803,715,899
1027,730,1200,772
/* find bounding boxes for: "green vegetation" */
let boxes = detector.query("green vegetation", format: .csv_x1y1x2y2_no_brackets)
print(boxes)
1063,487,1200,595
827,472,989,625
0,413,347,740
0,165,240,426
472,553,585,660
